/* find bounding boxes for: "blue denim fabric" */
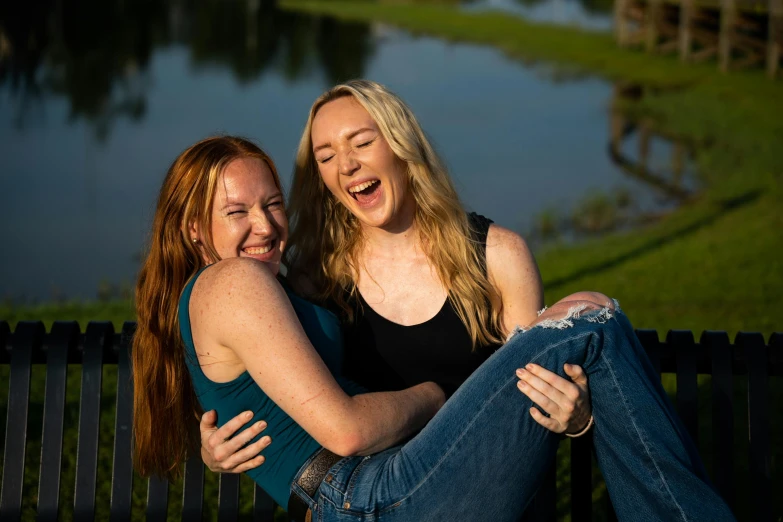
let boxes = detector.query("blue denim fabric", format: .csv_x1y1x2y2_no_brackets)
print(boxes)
293,306,735,522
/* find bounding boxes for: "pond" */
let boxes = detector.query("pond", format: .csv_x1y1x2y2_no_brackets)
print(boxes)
464,0,614,31
0,0,697,302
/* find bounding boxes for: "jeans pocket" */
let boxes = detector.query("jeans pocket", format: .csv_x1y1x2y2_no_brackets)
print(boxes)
342,455,372,506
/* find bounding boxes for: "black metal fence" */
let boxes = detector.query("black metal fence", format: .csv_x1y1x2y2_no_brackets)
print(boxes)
0,321,780,521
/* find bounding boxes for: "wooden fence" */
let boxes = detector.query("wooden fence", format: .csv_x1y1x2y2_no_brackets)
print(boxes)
615,0,783,76
0,321,781,520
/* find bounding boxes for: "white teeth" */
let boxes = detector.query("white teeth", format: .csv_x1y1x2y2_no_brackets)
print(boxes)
348,180,378,193
244,245,272,255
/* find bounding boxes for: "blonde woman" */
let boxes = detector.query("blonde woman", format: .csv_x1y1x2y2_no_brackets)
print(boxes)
134,136,733,522
200,80,595,474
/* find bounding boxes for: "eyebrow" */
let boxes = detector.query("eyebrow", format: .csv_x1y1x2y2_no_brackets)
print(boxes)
219,192,283,211
313,127,376,153
220,200,245,211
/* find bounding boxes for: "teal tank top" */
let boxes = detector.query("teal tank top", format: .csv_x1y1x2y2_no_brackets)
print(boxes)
179,266,366,509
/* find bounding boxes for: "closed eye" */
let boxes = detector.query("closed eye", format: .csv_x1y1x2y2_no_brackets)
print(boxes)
317,155,334,164
357,139,375,148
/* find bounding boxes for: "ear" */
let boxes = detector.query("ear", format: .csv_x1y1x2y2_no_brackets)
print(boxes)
186,221,200,243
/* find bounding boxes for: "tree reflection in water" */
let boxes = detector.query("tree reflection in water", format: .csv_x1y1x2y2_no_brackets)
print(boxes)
0,0,374,140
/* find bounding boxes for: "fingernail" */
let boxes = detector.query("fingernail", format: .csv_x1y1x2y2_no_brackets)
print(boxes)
257,421,267,430
261,436,271,444
526,363,534,371
517,380,527,388
516,368,526,377
244,411,253,419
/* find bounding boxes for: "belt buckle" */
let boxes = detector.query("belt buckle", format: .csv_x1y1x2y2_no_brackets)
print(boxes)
289,448,341,522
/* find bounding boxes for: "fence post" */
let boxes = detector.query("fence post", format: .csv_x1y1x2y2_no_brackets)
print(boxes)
669,330,699,442
218,474,241,522
74,322,113,522
110,324,136,522
183,457,205,520
701,331,735,510
37,322,80,522
680,0,694,61
146,475,169,522
0,322,42,522
646,0,662,52
736,332,771,521
768,0,782,77
253,486,277,522
719,0,736,72
570,436,593,522
615,0,630,46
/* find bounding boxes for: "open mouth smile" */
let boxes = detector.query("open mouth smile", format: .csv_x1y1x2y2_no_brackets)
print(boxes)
243,240,276,257
346,179,382,205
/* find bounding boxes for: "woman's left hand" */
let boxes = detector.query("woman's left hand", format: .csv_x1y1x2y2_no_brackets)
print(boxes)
516,363,591,435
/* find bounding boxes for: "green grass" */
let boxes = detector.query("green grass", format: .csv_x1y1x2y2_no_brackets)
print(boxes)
0,299,135,331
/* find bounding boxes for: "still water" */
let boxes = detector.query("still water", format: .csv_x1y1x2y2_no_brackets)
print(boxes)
0,0,694,301
465,0,614,31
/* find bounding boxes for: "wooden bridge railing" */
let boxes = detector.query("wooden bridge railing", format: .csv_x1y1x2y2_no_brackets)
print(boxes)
0,320,780,520
615,0,783,77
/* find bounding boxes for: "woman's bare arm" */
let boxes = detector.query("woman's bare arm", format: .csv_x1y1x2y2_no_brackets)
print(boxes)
191,258,444,457
485,225,592,434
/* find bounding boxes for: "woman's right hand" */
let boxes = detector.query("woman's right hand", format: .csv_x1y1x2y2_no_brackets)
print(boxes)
200,410,271,473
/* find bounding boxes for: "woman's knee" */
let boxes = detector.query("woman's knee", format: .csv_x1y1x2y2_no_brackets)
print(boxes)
555,291,614,311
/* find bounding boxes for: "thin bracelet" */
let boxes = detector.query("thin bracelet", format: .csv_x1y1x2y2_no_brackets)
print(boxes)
565,415,594,438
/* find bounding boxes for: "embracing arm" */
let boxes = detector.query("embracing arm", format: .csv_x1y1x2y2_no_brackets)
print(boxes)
485,225,592,434
192,258,444,457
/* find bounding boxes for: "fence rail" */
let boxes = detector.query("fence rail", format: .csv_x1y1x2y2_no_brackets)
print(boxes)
615,0,783,77
0,321,780,521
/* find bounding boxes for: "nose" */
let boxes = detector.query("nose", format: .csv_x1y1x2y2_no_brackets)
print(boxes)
337,150,360,177
250,211,276,238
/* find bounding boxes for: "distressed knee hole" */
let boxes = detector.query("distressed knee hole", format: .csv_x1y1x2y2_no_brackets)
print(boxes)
536,302,616,330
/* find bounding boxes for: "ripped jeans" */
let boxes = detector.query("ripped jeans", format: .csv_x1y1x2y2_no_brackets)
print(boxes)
291,304,735,522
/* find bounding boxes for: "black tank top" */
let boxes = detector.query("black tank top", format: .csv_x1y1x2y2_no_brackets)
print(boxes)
342,213,501,394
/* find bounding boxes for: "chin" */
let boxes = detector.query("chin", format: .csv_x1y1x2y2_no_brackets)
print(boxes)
354,208,393,228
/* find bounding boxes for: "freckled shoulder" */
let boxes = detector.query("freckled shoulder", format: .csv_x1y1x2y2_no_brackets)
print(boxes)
485,225,537,276
485,224,543,331
190,257,303,355
191,257,278,307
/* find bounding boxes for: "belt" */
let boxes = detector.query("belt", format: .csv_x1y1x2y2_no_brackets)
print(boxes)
288,448,343,522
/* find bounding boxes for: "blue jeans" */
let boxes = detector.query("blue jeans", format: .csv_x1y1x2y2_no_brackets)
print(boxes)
291,305,735,521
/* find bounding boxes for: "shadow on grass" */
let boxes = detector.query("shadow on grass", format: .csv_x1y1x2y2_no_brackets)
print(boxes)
546,190,762,292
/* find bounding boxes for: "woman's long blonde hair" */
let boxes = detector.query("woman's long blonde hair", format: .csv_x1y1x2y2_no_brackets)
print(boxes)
286,80,504,348
133,136,281,479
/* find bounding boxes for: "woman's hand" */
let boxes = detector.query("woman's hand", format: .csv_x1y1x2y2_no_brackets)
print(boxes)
516,363,591,435
200,410,271,473
514,292,613,434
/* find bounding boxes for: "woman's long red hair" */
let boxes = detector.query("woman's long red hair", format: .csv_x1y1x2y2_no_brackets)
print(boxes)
132,136,281,479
